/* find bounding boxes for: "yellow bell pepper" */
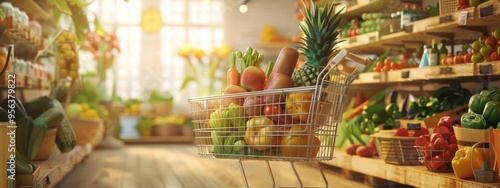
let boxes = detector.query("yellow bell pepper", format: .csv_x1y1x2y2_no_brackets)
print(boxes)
279,125,321,158
451,146,484,179
286,92,313,122
244,117,280,151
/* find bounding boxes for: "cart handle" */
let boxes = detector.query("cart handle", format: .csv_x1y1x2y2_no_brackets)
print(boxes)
327,49,371,78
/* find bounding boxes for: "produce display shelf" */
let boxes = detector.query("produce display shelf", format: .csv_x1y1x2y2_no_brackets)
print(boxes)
24,144,93,188
339,1,500,54
335,0,386,21
7,0,51,20
321,148,499,188
0,73,51,90
352,62,500,85
121,136,194,144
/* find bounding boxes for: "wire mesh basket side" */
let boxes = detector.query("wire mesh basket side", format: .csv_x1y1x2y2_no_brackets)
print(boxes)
374,136,420,165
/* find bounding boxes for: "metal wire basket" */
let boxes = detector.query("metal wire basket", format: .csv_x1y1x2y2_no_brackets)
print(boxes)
188,49,371,187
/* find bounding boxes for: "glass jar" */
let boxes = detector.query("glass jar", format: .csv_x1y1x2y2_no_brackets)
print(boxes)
21,11,29,26
12,7,20,21
0,2,14,17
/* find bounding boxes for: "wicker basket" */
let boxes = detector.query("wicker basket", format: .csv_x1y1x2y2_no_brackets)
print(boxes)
70,118,105,148
372,131,420,165
439,0,459,15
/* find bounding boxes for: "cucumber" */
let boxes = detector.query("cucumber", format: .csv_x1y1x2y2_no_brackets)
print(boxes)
431,87,453,102
24,96,54,119
34,107,64,129
15,117,32,156
52,99,76,153
0,107,8,121
1,97,28,120
15,152,34,174
27,119,47,160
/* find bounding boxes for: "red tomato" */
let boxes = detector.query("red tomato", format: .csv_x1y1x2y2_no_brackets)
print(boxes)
429,155,445,170
446,143,458,151
414,136,428,147
433,138,449,150
430,133,444,143
490,52,500,61
382,66,391,72
375,61,384,69
464,53,473,63
442,150,454,161
448,135,457,145
413,127,429,137
390,62,399,70
373,67,382,72
393,127,409,137
263,105,282,116
423,142,435,156
433,126,451,140
421,134,430,142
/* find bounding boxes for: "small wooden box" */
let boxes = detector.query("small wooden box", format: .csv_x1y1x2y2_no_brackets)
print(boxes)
395,105,467,130
16,166,41,187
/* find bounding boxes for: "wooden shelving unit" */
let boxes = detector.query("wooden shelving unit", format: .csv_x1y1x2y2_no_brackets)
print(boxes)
7,0,51,21
121,136,194,144
352,61,500,85
17,144,93,188
321,149,499,188
338,1,500,54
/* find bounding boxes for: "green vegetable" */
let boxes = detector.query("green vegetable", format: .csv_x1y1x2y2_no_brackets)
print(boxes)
440,100,452,111
426,97,440,112
483,101,500,127
408,101,419,115
385,103,398,116
461,112,488,129
386,118,395,127
363,103,386,117
392,110,403,119
371,112,383,125
469,94,490,114
418,96,429,107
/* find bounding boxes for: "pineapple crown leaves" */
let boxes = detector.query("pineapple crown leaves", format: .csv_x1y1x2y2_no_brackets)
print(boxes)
298,0,344,67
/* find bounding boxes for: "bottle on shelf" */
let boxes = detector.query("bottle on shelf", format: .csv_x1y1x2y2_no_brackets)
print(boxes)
429,39,439,66
419,45,431,68
0,2,14,17
439,39,448,65
400,4,414,29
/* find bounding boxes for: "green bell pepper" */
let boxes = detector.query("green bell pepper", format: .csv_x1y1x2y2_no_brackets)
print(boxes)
419,96,429,107
408,101,419,115
440,100,452,111
385,103,398,117
426,97,440,112
371,112,383,125
483,101,500,127
469,94,490,114
392,110,403,119
461,112,488,129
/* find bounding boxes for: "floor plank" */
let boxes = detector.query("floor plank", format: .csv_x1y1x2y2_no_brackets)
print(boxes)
57,144,370,188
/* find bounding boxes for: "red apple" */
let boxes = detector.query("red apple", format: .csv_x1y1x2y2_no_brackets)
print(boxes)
223,85,247,106
491,52,500,61
485,37,498,47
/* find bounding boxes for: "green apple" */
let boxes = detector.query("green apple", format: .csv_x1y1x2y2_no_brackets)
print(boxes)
66,103,82,118
470,0,481,6
493,28,500,40
480,44,493,56
472,53,484,63
471,40,482,52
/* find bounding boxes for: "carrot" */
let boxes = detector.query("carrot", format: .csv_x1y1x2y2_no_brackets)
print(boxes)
227,53,239,86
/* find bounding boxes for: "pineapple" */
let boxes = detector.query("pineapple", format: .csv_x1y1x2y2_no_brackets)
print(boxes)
292,0,343,87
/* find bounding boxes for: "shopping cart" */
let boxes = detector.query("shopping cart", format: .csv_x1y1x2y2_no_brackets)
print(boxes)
188,49,371,187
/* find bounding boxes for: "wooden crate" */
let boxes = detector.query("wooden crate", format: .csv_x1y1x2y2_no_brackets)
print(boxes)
396,105,467,130
474,61,500,75
346,31,380,47
16,166,41,187
439,0,459,16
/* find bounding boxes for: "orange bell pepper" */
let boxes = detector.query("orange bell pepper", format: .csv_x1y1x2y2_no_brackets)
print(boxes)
286,92,313,122
279,125,321,158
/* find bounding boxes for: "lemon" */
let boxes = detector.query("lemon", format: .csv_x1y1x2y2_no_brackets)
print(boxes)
69,63,79,71
60,69,68,78
60,43,71,52
80,103,90,111
69,70,78,79
58,60,67,68
65,51,75,61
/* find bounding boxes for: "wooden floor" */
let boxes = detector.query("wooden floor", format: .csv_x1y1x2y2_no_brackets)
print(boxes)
55,144,370,188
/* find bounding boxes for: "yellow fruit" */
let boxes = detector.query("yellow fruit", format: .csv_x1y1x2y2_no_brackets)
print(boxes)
60,69,68,78
65,51,75,61
69,63,79,71
80,103,90,111
67,34,77,42
69,70,78,79
60,43,71,52
57,36,66,43
58,60,67,68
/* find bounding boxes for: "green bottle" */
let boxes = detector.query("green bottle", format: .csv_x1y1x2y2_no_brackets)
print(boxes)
430,39,439,66
439,39,448,65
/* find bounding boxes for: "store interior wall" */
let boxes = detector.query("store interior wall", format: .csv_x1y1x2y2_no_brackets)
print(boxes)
223,0,300,61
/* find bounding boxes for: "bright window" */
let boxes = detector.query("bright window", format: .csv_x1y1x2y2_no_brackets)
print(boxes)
88,0,224,103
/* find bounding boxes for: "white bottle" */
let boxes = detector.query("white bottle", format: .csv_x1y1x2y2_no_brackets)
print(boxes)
12,7,20,21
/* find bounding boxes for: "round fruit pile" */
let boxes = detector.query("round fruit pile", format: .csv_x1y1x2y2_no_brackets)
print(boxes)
56,31,79,79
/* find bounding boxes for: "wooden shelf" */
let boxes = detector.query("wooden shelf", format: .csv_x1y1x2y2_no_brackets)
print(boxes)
321,148,499,188
352,62,500,85
7,0,51,20
0,73,51,90
20,144,93,188
335,0,393,21
339,1,500,54
121,136,194,144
